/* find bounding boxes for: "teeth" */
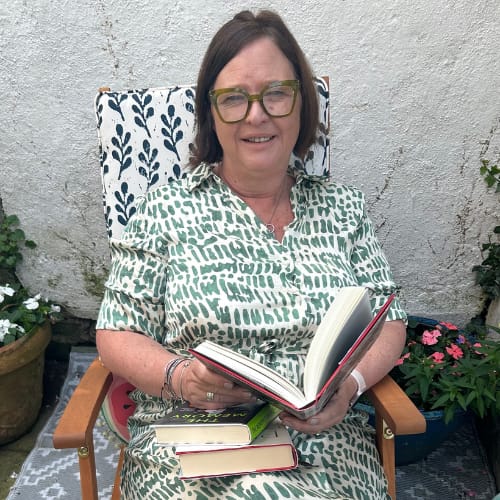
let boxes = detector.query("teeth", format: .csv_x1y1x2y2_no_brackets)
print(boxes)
246,136,272,143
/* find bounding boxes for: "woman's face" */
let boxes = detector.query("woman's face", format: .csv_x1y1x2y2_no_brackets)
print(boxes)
212,37,301,176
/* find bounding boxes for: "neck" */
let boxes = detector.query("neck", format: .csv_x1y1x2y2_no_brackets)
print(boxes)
215,164,292,237
215,164,287,201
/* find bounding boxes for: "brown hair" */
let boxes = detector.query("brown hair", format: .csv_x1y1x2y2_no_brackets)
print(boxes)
189,10,319,166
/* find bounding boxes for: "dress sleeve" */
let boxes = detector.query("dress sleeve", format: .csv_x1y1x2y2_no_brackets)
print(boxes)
96,196,168,342
350,194,406,322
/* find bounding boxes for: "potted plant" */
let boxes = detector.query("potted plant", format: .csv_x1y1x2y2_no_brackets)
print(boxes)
356,316,500,465
0,212,61,444
393,316,500,423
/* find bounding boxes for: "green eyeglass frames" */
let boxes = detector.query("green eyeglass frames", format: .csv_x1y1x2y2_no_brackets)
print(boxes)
209,80,300,124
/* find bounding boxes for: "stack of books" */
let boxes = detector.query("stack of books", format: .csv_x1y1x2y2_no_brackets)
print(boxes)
153,401,297,479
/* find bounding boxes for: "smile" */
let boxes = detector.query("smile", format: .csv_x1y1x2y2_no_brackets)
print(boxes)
244,136,274,143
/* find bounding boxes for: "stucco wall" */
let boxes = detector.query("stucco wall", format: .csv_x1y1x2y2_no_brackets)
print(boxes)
0,0,498,325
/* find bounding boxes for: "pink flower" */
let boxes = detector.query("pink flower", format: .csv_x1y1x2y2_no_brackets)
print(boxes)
430,352,445,364
473,342,483,355
446,344,464,360
395,352,410,366
439,321,459,330
422,329,442,345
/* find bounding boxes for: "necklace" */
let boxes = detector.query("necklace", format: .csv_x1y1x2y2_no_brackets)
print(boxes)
265,179,287,234
216,166,287,235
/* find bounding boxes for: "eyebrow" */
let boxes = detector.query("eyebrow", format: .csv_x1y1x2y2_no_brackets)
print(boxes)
214,79,294,91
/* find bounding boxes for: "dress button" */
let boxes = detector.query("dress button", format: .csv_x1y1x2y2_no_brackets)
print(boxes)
257,339,279,354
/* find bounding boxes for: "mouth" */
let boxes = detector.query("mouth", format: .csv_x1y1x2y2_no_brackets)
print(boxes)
243,136,275,144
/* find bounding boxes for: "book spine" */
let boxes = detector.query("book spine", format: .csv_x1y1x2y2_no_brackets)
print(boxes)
247,404,282,441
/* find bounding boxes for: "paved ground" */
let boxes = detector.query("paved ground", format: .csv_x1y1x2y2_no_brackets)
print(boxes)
0,358,69,499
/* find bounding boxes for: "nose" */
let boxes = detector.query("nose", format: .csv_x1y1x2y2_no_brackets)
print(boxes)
245,97,269,123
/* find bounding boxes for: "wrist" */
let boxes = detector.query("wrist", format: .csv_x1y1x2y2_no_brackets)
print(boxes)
348,368,366,407
160,357,185,402
174,359,191,402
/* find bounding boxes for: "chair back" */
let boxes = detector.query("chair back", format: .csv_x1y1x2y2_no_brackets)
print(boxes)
95,77,330,240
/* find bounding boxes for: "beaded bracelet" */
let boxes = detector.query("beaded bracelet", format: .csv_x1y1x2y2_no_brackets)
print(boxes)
160,357,185,403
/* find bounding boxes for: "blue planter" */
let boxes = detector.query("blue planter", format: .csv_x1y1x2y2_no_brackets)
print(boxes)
355,402,470,465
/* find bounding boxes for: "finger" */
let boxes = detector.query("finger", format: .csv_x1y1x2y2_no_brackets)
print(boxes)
199,388,256,406
190,361,240,392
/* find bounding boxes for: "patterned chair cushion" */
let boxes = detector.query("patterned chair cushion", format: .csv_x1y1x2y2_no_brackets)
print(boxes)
100,376,136,444
95,77,330,443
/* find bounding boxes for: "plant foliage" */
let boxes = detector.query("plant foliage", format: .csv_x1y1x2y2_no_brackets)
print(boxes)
472,159,500,300
0,215,36,271
0,213,61,347
390,316,500,423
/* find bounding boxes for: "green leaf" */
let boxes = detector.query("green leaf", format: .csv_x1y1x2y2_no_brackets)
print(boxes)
4,214,20,226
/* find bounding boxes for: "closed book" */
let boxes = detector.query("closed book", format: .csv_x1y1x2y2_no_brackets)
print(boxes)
176,422,298,479
152,401,281,445
190,287,394,419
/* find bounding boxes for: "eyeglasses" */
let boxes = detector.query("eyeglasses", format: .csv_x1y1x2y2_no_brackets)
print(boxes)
209,80,300,124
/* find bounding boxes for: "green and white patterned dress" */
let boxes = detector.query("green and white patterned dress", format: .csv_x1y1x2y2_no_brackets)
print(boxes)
97,162,406,500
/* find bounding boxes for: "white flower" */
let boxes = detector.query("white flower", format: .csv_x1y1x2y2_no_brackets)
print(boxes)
0,319,24,342
50,304,61,313
23,294,41,310
0,285,15,304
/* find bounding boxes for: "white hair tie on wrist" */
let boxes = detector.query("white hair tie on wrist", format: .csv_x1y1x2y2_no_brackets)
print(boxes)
348,368,366,407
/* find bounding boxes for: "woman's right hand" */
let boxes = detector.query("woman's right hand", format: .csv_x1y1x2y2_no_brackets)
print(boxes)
174,358,257,409
97,329,255,408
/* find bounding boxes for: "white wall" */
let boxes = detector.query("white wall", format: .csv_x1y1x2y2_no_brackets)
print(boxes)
0,0,498,325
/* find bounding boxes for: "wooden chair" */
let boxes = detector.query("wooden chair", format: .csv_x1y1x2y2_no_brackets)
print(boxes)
53,78,425,499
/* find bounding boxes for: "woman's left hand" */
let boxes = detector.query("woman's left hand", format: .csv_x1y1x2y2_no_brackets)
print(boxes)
279,375,357,434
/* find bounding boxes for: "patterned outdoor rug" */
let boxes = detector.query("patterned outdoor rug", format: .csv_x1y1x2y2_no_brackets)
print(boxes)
7,351,497,499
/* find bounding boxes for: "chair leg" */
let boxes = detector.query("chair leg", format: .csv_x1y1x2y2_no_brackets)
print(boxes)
376,414,396,500
111,447,125,500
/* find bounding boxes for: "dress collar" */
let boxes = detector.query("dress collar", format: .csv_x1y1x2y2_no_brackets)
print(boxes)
186,162,330,192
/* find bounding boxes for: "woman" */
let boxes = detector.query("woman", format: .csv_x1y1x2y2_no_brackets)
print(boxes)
97,9,406,499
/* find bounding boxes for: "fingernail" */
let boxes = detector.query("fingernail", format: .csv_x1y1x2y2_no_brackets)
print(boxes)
308,418,319,425
223,382,234,389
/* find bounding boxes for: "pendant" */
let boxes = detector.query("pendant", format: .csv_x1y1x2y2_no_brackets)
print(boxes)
265,223,275,234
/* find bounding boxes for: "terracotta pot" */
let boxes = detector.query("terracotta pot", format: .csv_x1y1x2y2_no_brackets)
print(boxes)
0,322,51,445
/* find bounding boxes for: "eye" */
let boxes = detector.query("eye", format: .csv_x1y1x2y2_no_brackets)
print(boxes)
218,92,247,108
264,87,294,101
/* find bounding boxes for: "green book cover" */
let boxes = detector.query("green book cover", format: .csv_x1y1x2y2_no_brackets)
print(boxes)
153,401,281,445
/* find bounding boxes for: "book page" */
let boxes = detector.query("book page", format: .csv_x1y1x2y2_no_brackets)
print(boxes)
303,287,373,399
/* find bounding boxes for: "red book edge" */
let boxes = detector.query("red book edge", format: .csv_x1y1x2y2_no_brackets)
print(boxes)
178,443,298,480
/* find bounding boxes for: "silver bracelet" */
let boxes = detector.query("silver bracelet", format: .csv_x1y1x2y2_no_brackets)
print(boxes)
160,357,185,402
178,360,191,403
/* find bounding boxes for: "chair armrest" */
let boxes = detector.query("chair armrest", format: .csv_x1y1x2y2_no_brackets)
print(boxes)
53,357,113,449
366,374,426,435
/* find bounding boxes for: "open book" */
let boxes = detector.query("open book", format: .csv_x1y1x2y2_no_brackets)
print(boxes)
190,287,394,419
